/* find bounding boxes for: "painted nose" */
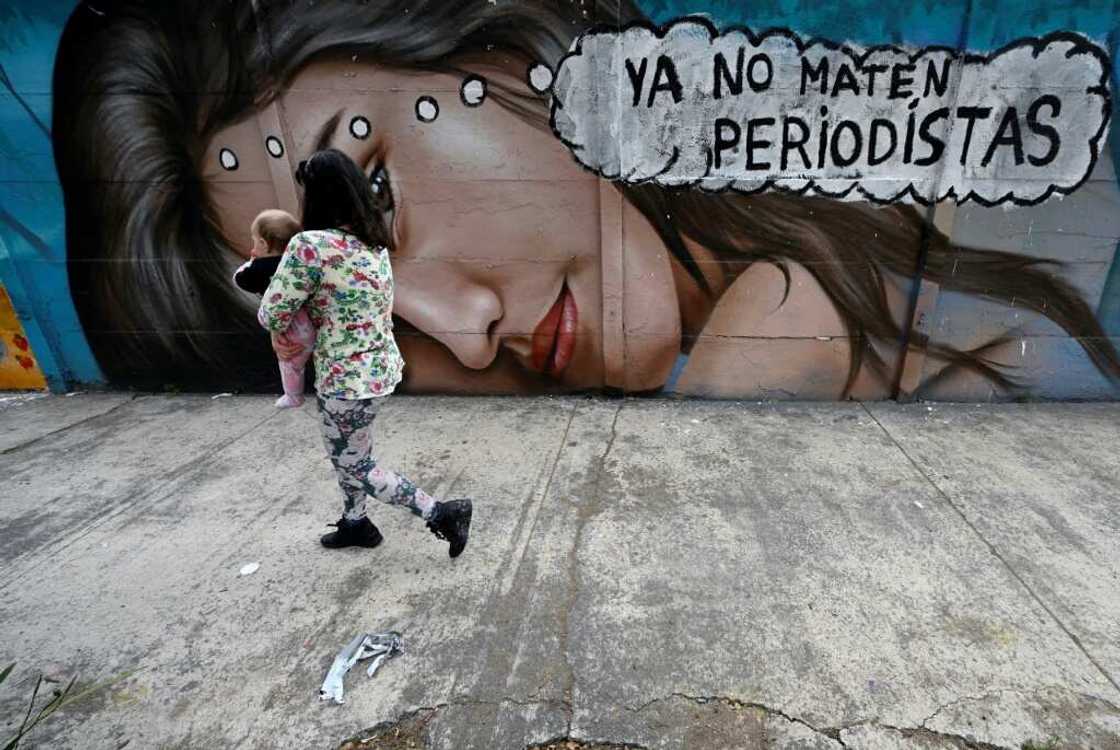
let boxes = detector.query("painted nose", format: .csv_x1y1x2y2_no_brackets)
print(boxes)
393,271,502,371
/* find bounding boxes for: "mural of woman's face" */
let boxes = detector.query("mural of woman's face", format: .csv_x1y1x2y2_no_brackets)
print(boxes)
208,58,682,393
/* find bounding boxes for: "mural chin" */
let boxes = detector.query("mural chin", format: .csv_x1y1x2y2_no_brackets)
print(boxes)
38,0,1120,398
618,198,683,393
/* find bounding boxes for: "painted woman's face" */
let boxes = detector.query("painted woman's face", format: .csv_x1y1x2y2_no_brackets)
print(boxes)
208,57,681,393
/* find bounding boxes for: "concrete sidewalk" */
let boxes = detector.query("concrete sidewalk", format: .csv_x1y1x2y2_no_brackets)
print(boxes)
0,393,1118,750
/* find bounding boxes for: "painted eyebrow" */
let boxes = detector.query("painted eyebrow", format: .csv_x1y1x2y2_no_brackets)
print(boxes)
312,109,344,153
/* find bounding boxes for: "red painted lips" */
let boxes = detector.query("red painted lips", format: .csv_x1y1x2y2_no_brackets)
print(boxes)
531,284,578,376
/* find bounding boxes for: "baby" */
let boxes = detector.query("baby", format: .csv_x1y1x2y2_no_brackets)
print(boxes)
234,209,316,408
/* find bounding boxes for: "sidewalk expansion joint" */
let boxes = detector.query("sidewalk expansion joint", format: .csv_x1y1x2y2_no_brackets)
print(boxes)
527,737,648,749
626,693,839,744
347,689,1113,750
0,393,146,456
857,401,1120,695
625,692,1027,749
858,724,1005,750
561,401,624,737
918,685,1120,731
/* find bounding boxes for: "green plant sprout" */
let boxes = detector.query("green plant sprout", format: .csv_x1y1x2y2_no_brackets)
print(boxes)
2,663,136,750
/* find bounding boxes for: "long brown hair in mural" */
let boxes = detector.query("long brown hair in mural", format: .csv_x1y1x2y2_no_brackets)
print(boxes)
52,0,1120,397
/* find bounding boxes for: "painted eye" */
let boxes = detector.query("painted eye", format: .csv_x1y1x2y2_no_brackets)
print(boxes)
370,163,395,217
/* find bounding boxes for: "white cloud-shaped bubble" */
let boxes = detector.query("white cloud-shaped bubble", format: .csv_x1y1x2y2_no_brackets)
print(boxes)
550,20,1110,206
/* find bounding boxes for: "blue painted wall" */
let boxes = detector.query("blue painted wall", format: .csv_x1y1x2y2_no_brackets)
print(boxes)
0,2,102,389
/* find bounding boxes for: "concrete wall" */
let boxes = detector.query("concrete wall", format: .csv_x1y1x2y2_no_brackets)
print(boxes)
1,0,1117,399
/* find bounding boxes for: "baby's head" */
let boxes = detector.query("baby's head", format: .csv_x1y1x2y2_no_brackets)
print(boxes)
250,209,301,258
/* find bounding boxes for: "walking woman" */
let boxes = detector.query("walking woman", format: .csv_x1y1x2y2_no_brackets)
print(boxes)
258,149,472,556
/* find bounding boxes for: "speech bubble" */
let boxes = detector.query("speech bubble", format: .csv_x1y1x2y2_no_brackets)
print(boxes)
549,19,1111,206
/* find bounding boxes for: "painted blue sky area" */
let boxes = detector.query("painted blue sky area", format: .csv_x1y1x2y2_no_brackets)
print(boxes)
0,2,102,387
640,0,969,46
0,4,75,91
638,0,1118,48
0,5,70,264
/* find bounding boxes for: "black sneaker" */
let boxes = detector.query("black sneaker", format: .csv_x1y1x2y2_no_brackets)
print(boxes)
320,516,383,549
426,499,472,558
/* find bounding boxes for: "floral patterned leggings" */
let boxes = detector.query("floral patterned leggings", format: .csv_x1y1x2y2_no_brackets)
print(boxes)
316,396,436,522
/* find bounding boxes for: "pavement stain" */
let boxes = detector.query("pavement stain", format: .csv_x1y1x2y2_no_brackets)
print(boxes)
340,710,433,749
941,613,1020,649
343,719,647,750
344,720,648,750
527,742,648,750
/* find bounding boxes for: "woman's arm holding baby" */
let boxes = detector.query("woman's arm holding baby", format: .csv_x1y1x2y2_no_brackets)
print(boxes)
258,236,322,334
